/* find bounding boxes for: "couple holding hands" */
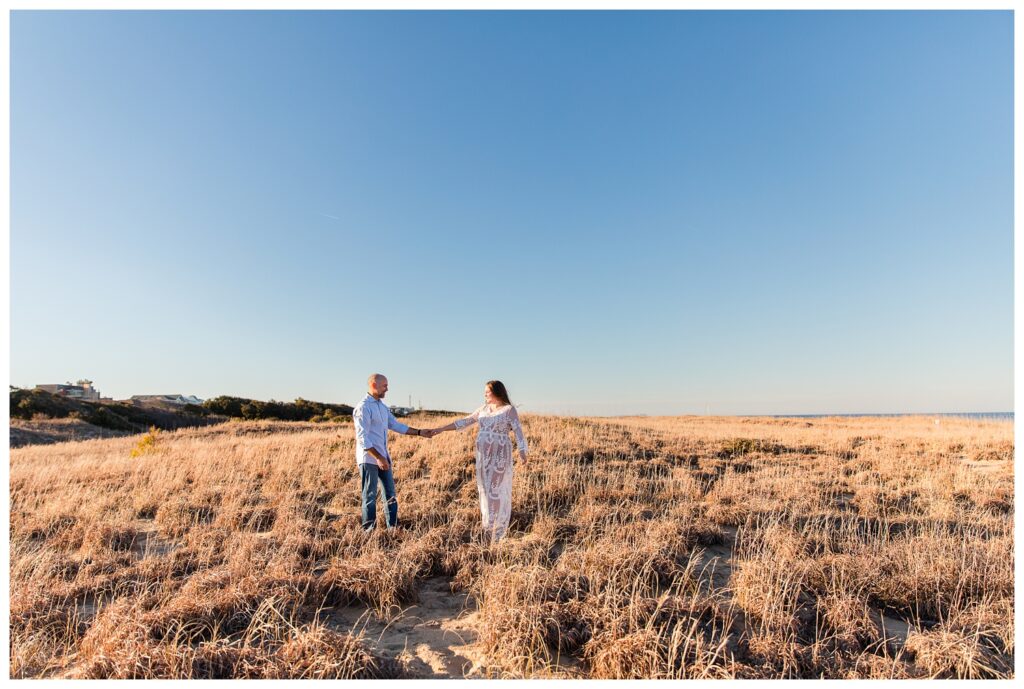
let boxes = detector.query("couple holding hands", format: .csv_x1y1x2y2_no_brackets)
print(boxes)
352,373,528,542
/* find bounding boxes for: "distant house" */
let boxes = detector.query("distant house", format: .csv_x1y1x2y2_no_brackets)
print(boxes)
390,406,415,417
130,394,204,406
35,379,102,401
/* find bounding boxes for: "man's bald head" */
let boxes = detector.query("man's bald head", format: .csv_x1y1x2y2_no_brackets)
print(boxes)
368,374,388,399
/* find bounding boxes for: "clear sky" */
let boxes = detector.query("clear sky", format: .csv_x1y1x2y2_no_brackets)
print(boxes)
10,10,1013,416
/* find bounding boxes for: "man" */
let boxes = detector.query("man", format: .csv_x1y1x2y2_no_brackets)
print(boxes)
352,373,430,530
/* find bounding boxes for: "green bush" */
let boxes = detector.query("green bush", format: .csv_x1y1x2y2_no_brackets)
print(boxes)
202,396,353,422
719,438,759,457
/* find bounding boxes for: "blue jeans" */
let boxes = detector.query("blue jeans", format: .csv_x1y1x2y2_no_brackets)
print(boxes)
360,463,398,530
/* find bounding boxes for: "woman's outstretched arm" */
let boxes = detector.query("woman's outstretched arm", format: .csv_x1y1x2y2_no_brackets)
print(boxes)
427,406,483,436
429,420,458,435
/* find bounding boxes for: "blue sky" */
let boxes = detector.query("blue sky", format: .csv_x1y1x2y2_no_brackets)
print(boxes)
10,10,1013,415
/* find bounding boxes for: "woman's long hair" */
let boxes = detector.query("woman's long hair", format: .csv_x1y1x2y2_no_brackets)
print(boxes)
486,380,512,407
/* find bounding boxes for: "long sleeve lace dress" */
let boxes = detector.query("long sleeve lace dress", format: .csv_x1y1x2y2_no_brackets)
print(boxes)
453,404,528,541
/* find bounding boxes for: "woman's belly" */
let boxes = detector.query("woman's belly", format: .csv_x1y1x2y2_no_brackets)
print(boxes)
477,429,511,459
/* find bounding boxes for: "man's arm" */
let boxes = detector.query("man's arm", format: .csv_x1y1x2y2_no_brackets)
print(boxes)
386,408,427,438
353,404,371,453
365,446,390,471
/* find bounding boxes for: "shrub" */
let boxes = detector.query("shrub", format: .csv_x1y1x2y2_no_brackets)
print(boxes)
202,396,353,422
131,427,161,458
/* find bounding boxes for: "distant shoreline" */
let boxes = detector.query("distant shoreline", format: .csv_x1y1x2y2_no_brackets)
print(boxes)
768,412,1013,420
589,411,1015,420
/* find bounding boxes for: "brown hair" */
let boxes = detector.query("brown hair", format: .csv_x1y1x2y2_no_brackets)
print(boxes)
486,380,512,407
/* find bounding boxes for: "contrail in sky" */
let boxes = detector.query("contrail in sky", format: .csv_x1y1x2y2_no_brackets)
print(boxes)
318,212,340,220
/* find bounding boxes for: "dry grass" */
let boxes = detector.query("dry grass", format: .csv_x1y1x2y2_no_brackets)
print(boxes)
9,414,1014,678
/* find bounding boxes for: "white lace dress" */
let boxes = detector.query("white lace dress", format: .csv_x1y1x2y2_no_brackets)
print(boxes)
454,404,528,541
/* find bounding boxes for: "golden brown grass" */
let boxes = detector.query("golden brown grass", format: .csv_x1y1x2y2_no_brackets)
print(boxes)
9,414,1014,678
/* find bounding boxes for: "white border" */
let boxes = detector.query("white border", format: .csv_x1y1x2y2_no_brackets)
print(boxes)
2,1,1019,685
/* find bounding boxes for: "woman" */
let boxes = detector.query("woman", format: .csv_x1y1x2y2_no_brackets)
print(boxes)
428,381,527,542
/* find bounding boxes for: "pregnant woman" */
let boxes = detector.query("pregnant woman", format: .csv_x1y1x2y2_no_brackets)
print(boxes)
428,380,528,542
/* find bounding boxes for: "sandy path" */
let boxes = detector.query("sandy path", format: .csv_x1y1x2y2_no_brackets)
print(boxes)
323,576,486,678
695,525,738,591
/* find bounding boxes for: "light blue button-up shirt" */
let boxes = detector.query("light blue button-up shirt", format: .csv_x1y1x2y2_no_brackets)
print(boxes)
352,394,410,466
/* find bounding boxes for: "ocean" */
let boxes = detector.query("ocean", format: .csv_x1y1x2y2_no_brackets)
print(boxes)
770,412,1013,421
